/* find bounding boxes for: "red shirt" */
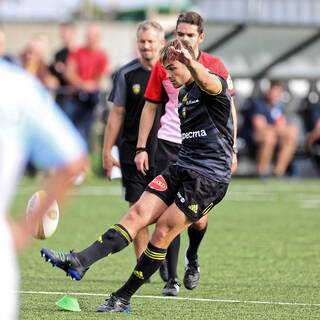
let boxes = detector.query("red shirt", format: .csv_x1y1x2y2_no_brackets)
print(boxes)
144,52,234,144
68,46,108,81
145,51,234,103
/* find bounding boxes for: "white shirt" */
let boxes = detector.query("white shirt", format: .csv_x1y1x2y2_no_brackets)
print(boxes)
0,59,87,217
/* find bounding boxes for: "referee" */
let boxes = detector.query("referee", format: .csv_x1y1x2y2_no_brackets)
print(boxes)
102,21,165,264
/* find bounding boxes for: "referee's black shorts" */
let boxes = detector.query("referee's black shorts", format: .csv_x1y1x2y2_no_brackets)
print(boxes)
155,139,181,174
121,163,156,203
145,164,229,222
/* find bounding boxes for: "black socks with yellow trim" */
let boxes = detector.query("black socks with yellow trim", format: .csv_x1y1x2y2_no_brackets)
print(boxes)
114,242,167,301
76,224,132,267
186,224,207,260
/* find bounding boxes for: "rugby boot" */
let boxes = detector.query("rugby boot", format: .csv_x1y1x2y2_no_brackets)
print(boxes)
162,278,180,296
96,294,131,313
183,250,200,290
40,248,88,280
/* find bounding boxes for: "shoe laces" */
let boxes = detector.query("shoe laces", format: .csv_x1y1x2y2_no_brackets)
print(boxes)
187,256,199,272
166,278,180,287
106,295,117,307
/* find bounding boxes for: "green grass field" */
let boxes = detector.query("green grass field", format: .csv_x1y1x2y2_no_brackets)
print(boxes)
11,176,320,319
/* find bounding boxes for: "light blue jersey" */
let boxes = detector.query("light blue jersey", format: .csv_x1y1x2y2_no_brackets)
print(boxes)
0,59,87,216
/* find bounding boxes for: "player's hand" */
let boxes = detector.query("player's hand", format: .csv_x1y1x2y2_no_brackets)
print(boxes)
82,80,97,93
305,131,318,152
103,153,120,180
134,151,149,176
170,40,193,67
231,152,238,175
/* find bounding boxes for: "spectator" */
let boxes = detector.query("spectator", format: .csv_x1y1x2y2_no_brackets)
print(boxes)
248,80,298,177
64,23,109,149
305,104,320,170
50,22,77,109
20,33,59,89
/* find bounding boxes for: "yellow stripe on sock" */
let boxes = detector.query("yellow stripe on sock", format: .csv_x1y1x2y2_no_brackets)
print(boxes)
144,248,166,260
111,225,131,244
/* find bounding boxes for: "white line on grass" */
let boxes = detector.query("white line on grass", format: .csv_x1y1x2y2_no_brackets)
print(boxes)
19,290,320,308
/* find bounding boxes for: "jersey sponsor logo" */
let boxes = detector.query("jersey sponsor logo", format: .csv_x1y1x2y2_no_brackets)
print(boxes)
185,98,199,105
149,175,167,191
132,83,141,95
181,129,207,140
188,204,198,214
177,191,185,203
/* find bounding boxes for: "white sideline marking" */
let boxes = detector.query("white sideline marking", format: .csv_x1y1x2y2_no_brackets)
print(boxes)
19,291,320,307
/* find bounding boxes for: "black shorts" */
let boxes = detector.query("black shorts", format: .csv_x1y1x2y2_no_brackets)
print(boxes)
156,139,181,174
121,163,156,203
145,165,229,222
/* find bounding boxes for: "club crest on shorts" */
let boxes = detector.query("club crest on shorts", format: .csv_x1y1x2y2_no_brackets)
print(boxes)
149,175,167,191
132,83,141,95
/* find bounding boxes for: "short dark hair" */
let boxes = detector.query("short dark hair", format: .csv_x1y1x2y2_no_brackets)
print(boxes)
270,80,283,88
176,11,204,35
159,39,195,65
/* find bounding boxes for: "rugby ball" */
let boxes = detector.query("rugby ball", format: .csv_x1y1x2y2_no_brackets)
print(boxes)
26,190,59,239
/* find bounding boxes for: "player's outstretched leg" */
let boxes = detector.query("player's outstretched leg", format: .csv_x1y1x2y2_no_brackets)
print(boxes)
183,224,207,290
40,224,132,280
96,242,166,312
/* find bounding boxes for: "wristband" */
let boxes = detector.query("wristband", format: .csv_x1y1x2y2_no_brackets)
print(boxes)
232,146,238,154
136,147,147,155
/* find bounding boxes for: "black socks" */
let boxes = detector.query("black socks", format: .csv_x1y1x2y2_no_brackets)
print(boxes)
186,224,207,259
76,224,132,267
114,242,167,301
165,234,180,279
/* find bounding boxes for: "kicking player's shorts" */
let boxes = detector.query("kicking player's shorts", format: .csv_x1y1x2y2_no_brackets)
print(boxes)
155,139,181,174
121,163,156,203
145,165,229,222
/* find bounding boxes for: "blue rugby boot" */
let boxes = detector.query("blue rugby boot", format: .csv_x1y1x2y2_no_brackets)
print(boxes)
40,248,88,280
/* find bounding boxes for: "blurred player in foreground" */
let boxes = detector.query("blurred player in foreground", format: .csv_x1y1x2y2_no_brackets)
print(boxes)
40,39,234,313
0,58,87,320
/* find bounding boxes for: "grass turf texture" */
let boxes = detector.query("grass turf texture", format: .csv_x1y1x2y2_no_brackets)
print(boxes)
11,176,320,319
